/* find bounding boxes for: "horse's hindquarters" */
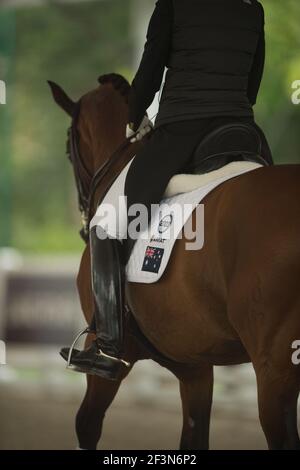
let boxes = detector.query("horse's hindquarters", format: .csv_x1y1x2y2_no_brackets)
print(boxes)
128,165,300,370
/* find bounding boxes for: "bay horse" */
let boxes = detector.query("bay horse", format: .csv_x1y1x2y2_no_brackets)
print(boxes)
49,73,300,450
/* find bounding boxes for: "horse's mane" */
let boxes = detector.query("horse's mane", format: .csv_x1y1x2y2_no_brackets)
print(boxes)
98,73,131,103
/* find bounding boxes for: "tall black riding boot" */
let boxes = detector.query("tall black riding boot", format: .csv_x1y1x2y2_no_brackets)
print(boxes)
60,226,130,381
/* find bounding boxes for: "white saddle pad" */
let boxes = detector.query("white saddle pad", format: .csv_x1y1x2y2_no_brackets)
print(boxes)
90,159,262,284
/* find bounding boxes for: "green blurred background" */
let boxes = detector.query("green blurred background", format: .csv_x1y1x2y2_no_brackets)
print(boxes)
0,0,300,253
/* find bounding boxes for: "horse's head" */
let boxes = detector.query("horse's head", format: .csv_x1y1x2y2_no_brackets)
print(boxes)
48,73,133,240
48,73,131,172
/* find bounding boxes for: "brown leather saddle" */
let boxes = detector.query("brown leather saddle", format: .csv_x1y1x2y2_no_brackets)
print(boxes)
187,122,269,175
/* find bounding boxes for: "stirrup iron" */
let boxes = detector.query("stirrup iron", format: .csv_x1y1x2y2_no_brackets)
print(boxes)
67,327,90,369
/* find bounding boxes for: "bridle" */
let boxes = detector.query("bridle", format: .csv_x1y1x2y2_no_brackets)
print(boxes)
66,100,136,243
67,105,91,241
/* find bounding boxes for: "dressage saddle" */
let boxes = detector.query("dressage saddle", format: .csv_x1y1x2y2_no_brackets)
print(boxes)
188,123,268,175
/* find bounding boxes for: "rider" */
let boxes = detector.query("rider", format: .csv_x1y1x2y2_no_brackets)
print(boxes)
61,0,273,380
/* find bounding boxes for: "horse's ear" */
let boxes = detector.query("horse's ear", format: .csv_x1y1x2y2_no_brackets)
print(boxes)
47,80,76,117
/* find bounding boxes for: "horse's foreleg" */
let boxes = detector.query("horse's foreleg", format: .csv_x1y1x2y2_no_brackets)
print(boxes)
76,363,135,450
76,246,146,449
75,325,140,450
178,364,213,450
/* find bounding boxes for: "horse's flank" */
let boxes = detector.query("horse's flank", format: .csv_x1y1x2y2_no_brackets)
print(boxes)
128,164,300,367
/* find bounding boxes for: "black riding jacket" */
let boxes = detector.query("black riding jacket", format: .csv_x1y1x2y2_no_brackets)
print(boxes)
128,0,265,131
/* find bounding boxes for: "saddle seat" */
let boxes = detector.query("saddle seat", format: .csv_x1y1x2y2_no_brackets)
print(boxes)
190,122,268,174
164,122,268,198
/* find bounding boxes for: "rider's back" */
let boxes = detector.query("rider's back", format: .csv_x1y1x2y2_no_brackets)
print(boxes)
156,0,264,127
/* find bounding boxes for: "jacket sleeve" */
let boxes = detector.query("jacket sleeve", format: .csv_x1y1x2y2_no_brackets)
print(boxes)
128,0,173,131
247,4,265,106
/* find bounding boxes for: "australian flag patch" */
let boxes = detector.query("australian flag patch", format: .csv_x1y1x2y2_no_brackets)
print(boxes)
141,246,165,274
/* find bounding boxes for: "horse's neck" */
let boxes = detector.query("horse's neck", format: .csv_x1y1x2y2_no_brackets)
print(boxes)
88,90,135,213
91,135,138,215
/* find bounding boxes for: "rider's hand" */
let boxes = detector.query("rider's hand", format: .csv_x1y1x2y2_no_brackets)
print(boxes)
126,115,153,143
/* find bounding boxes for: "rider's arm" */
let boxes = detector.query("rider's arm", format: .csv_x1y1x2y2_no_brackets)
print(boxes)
247,4,265,106
128,0,173,132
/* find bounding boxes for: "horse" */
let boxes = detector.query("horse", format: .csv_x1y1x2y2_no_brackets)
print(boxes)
48,73,300,450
